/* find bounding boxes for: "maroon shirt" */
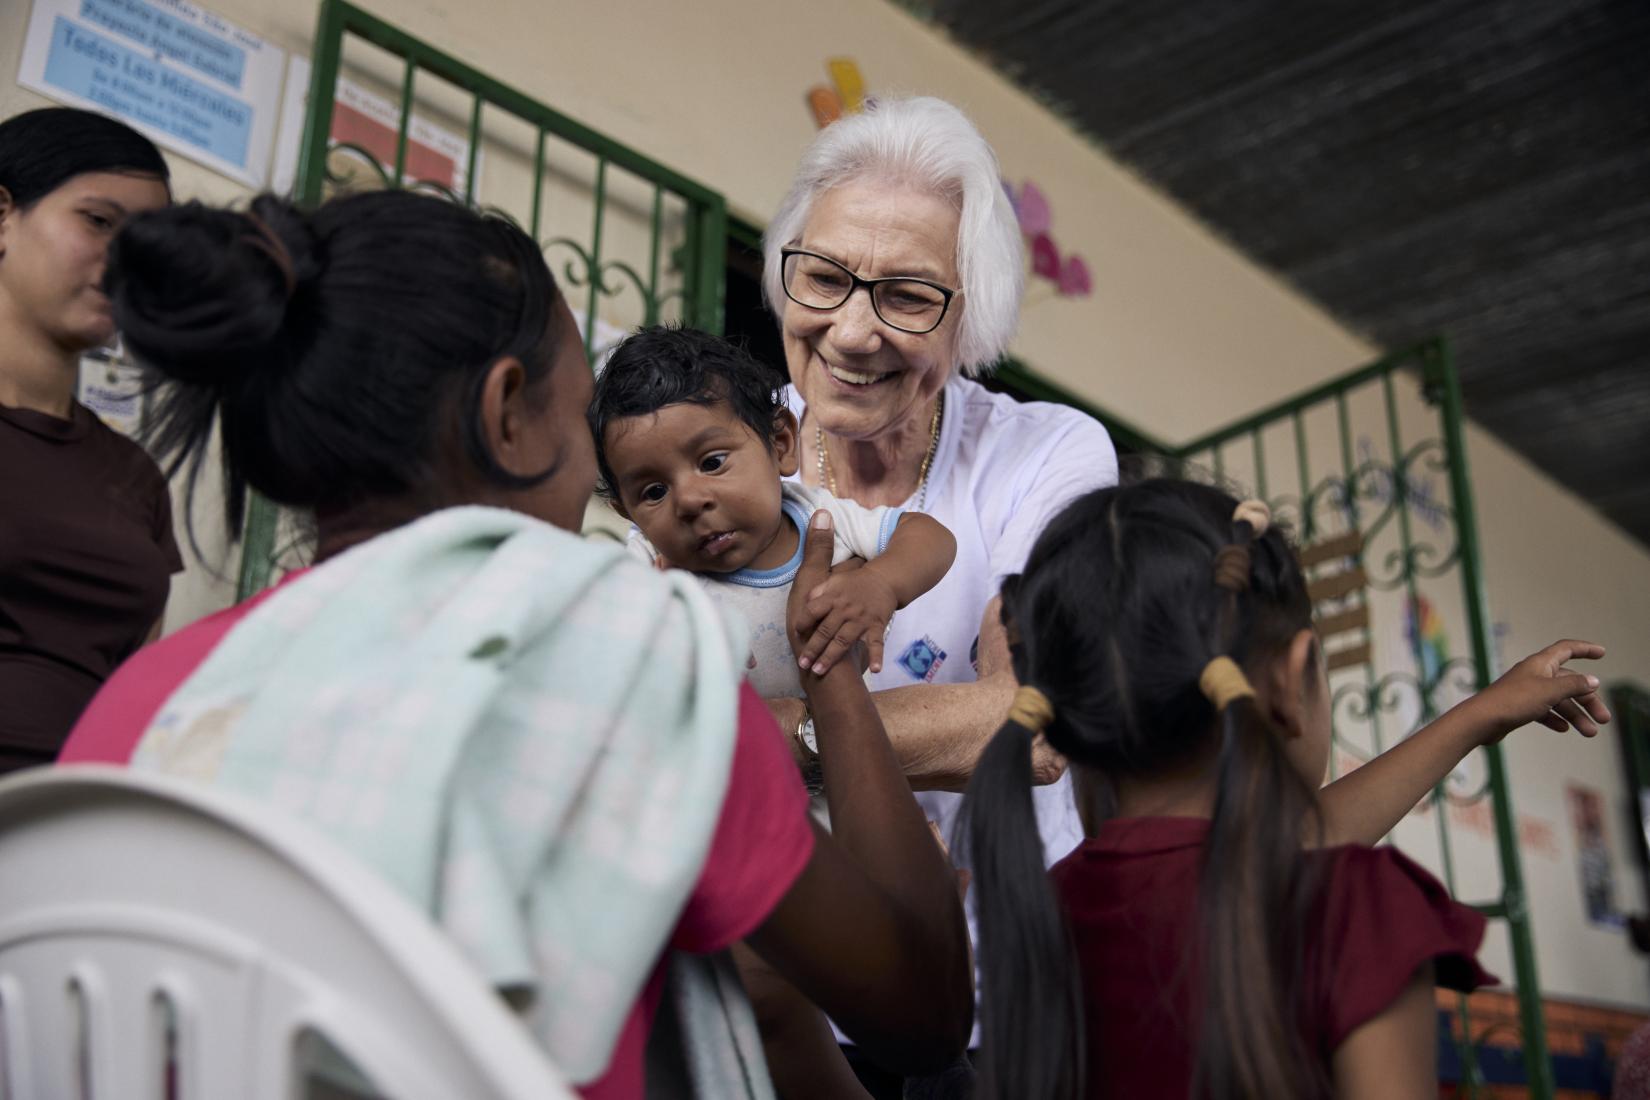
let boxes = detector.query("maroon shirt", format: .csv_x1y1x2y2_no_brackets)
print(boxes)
1050,816,1495,1099
0,400,181,770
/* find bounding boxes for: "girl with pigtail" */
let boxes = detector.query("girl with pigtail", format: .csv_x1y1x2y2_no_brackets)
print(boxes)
962,478,1610,1100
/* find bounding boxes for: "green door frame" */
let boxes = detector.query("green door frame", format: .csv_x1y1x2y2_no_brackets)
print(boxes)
1613,684,1650,923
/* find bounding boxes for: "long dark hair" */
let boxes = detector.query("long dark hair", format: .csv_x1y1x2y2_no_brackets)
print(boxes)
103,190,566,535
962,479,1324,1100
0,107,170,206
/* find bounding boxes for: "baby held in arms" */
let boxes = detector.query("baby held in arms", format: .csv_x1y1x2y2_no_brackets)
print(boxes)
589,326,956,734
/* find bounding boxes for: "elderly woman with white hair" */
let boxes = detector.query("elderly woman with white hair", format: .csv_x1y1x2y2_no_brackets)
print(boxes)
758,95,1115,1095
766,93,1107,841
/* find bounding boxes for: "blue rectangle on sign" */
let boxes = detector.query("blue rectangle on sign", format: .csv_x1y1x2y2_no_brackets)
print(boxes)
79,0,247,89
43,16,252,167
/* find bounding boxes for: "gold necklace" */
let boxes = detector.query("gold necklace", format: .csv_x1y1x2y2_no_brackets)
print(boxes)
816,390,945,512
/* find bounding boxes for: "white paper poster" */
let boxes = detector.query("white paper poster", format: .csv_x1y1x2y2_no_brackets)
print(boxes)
17,0,287,187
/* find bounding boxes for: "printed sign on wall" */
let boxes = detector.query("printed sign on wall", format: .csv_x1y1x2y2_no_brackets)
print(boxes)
17,0,286,187
269,55,476,198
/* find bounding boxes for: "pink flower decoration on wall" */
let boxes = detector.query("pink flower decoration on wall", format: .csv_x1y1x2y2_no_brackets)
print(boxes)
1058,254,1091,297
1030,233,1061,280
1003,177,1091,299
1016,181,1051,237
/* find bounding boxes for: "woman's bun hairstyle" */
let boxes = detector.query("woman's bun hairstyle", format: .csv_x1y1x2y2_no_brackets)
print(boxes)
105,189,565,538
108,195,318,389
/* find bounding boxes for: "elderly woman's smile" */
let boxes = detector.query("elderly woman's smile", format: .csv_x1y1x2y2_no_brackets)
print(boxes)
824,362,895,387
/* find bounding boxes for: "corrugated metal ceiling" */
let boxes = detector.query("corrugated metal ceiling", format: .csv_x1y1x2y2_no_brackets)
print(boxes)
905,0,1650,547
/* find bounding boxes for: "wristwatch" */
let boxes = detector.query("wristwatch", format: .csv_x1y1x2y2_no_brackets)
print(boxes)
795,707,824,793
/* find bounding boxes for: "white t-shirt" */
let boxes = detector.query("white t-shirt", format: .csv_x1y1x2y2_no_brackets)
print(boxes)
627,481,901,698
790,374,1119,1045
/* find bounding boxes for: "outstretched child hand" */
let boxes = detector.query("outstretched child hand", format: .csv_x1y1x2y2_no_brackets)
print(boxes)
797,565,900,676
1469,639,1610,744
1320,638,1612,848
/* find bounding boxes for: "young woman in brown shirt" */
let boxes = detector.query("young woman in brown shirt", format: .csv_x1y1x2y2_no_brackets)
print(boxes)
0,107,176,771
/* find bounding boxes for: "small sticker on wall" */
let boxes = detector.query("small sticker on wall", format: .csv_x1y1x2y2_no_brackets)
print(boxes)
1568,784,1623,928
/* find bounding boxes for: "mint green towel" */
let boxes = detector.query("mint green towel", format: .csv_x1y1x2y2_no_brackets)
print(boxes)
134,505,751,1084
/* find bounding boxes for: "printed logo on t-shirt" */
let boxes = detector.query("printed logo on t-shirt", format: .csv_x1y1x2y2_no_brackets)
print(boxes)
969,634,980,675
897,636,947,682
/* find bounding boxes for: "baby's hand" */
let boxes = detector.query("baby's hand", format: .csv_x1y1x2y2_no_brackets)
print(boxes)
796,564,899,676
1471,639,1610,743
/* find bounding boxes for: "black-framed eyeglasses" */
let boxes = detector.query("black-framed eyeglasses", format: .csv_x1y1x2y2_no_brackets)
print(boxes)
779,248,958,335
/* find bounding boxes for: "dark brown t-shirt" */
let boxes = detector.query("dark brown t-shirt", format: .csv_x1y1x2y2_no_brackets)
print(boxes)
0,400,182,769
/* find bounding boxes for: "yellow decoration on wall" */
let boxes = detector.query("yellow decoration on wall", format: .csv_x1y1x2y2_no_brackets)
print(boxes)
826,58,866,113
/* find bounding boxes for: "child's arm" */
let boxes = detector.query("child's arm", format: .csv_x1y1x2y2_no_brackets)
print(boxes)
794,513,956,676
1331,963,1438,1100
745,509,973,1071
1317,639,1610,847
731,942,873,1100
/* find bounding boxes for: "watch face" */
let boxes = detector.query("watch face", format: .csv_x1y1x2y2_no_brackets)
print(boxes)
801,717,819,754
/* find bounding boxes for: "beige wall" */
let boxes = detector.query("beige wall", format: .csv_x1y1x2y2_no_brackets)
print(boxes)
1469,424,1650,1006
7,0,1649,1007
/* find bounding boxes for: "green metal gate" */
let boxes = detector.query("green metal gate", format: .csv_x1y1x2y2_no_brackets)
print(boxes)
1171,338,1552,1097
234,0,728,597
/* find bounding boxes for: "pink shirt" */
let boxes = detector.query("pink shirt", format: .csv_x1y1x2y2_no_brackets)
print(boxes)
61,576,816,1099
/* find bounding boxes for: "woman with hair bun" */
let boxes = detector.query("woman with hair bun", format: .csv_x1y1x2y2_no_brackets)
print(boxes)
59,188,972,1098
0,107,174,772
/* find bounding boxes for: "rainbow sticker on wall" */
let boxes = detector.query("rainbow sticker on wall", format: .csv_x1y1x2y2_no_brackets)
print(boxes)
1405,594,1449,686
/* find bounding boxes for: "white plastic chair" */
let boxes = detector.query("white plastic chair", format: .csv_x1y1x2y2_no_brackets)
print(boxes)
0,765,573,1100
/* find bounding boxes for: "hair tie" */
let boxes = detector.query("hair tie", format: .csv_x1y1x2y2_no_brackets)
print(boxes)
1212,545,1251,591
242,213,297,300
1199,656,1255,712
1233,499,1271,536
1007,685,1054,734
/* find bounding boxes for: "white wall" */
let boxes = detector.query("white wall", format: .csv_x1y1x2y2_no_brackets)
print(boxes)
6,0,1648,1007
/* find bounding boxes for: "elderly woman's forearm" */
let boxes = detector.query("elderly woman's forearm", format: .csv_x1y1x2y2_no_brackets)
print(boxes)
873,676,1019,792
